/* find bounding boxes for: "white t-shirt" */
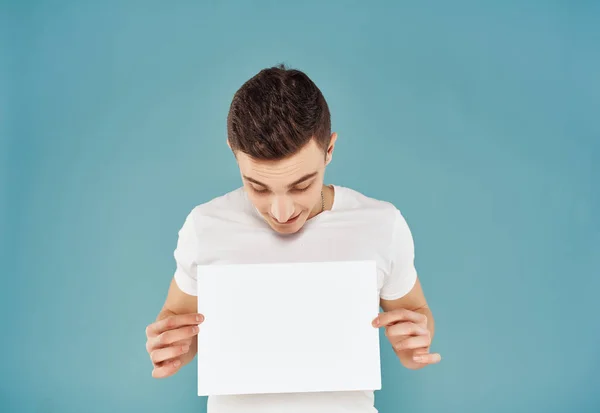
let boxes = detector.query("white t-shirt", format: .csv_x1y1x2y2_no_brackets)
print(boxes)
173,185,418,413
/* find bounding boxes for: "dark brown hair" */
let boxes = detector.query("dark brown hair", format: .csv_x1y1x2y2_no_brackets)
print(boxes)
227,64,331,160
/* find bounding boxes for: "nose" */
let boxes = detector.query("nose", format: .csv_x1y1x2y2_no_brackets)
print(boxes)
270,195,295,223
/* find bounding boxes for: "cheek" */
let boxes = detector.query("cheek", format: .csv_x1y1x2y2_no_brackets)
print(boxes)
297,187,321,210
247,193,270,212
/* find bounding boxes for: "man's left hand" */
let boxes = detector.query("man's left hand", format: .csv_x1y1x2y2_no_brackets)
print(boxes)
372,309,441,369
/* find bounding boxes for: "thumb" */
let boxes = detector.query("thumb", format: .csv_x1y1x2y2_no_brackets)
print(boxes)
152,358,183,379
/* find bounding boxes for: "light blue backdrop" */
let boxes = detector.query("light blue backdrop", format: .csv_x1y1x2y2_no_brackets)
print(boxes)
2,1,599,412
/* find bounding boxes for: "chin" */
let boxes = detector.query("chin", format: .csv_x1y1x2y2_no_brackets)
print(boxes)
271,224,303,235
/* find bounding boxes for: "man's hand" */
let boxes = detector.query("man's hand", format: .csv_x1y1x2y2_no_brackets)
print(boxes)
145,312,204,378
373,308,441,369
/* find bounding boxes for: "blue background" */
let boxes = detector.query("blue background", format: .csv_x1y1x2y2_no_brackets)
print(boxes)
2,1,599,412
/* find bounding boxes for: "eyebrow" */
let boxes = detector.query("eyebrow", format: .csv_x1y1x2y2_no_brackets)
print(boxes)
243,172,319,189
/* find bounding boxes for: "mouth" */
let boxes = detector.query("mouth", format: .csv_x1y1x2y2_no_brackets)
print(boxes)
273,213,301,225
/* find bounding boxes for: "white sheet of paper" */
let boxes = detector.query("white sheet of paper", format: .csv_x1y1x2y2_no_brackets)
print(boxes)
196,260,381,397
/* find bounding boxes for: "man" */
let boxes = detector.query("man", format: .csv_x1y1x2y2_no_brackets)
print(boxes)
145,64,440,413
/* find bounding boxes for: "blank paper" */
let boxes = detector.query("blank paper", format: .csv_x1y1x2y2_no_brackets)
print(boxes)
196,260,381,397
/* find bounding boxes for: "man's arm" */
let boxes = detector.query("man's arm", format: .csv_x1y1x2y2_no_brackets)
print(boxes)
145,278,202,378
160,277,198,318
158,278,200,364
376,277,440,369
381,277,435,339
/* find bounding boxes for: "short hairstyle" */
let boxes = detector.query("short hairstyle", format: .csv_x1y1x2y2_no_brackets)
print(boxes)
226,64,331,160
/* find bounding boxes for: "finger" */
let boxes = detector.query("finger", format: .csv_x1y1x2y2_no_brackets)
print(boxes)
413,347,430,356
413,352,442,364
152,358,183,379
146,313,204,338
170,338,193,348
147,336,192,355
151,343,191,365
373,309,427,328
385,322,429,338
150,324,199,350
391,335,431,352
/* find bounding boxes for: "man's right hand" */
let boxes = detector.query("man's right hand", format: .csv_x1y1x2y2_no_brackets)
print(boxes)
145,312,204,378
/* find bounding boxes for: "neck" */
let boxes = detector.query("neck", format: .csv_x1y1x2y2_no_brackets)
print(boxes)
308,184,332,219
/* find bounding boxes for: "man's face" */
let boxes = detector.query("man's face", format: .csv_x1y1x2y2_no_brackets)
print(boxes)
233,135,336,235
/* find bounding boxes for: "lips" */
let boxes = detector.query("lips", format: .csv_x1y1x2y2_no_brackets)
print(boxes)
284,214,300,224
271,213,300,225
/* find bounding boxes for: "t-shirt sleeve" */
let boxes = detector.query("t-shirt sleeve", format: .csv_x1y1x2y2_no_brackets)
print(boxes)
172,210,200,296
380,209,418,300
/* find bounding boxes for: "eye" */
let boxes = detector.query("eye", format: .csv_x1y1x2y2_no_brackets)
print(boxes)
251,185,269,194
292,182,313,192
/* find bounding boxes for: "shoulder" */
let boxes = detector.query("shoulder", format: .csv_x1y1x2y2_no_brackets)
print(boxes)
180,187,259,231
192,186,247,211
333,185,413,244
333,185,402,222
333,185,416,271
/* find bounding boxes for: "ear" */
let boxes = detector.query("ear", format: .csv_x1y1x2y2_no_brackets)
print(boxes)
325,132,337,165
227,139,239,160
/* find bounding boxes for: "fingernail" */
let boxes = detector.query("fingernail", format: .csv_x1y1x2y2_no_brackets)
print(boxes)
197,315,203,322
372,317,379,327
173,360,181,367
182,345,189,352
